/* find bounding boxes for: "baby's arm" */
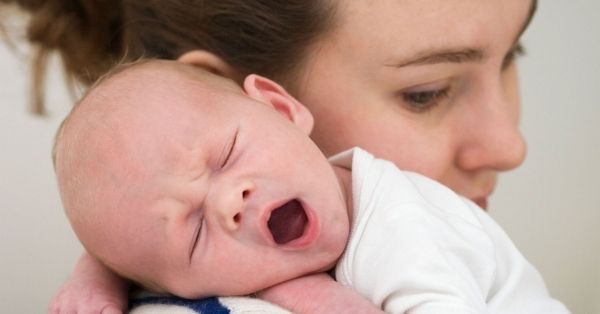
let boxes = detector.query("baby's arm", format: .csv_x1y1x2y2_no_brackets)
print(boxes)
49,252,130,314
258,272,383,314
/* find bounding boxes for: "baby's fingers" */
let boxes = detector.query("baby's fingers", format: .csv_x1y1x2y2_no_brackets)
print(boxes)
101,304,123,314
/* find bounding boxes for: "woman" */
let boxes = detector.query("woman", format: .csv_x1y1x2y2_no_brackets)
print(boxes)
8,0,545,312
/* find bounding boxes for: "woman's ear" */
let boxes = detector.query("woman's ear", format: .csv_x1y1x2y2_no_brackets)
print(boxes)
178,50,242,82
243,74,314,135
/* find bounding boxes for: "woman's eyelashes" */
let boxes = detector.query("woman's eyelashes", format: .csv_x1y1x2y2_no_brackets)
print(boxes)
400,82,452,113
502,42,525,70
396,43,525,114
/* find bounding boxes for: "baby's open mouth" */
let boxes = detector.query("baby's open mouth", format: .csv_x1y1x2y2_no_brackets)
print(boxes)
267,199,308,245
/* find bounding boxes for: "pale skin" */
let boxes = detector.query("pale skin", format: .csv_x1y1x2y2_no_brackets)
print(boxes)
50,0,536,312
55,61,379,312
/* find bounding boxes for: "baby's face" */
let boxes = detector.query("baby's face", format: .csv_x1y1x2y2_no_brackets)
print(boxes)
69,64,350,298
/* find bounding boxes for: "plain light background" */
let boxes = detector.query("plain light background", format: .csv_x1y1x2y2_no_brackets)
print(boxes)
0,2,598,313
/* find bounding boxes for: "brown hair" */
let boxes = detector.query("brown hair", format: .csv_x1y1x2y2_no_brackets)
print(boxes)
1,0,124,114
2,0,336,114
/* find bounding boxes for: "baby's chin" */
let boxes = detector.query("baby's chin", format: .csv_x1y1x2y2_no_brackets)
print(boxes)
302,227,349,275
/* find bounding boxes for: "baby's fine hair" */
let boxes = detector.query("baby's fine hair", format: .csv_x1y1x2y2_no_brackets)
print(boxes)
51,58,151,169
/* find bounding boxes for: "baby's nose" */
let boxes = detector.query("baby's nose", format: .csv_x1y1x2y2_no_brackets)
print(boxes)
211,179,254,232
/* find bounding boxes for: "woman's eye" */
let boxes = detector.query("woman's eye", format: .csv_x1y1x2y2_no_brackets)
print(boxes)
502,43,525,70
401,86,451,112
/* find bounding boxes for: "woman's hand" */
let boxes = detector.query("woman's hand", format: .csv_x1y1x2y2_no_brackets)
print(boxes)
258,272,383,314
48,253,130,314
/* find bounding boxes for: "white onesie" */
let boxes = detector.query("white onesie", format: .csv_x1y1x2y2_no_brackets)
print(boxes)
332,148,569,313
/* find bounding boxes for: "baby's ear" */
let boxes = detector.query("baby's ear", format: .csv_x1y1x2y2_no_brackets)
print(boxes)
243,74,314,135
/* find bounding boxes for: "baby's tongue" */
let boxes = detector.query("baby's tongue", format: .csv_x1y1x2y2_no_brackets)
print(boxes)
268,199,307,245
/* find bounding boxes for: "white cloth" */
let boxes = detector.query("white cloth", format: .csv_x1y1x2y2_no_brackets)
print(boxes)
331,148,570,314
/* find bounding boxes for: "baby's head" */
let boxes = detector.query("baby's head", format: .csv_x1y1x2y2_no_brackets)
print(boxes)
54,60,350,298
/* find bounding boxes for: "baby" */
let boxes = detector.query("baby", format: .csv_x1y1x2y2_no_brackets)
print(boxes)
54,60,569,313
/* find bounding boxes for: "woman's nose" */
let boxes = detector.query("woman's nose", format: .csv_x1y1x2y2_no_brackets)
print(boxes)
456,80,527,172
207,178,255,232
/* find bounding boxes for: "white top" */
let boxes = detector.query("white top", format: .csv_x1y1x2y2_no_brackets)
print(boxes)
332,148,570,314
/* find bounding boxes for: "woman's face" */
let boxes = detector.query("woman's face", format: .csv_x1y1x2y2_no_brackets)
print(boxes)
293,0,535,209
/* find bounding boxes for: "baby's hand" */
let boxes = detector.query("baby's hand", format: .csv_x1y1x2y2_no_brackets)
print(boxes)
49,282,124,314
258,272,383,314
48,253,129,314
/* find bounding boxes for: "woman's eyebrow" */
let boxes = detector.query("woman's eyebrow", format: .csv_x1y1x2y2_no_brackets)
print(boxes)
387,0,537,69
387,48,486,68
